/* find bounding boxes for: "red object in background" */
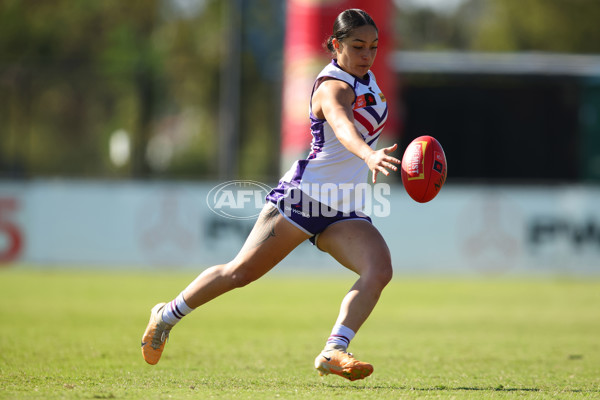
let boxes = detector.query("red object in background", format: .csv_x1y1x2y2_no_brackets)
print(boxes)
401,135,447,203
0,197,23,264
280,0,399,172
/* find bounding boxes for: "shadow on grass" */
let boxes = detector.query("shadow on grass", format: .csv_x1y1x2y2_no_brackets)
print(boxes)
319,383,600,394
426,385,539,392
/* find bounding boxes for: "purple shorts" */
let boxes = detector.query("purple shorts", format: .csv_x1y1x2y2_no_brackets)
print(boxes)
265,183,372,245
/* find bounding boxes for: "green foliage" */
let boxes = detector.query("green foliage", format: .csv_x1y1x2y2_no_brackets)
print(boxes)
4,0,600,179
396,0,486,50
0,0,166,177
473,0,600,53
398,0,600,53
0,0,282,180
1,269,599,399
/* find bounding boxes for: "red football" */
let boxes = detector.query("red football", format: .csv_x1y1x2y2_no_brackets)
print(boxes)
401,135,447,203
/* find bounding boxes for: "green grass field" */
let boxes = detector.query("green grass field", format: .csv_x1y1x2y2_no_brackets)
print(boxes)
1,268,599,399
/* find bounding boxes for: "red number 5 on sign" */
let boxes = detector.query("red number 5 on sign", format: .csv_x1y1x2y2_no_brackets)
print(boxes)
0,197,23,264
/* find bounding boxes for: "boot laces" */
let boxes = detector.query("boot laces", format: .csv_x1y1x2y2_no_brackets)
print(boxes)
151,321,172,349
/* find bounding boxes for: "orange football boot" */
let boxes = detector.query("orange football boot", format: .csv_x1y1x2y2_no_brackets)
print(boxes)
314,348,374,381
141,303,173,365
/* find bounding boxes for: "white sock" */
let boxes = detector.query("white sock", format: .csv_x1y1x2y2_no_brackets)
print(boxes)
161,293,194,326
325,324,355,351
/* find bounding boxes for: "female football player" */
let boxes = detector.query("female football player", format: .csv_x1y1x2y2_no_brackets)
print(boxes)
142,8,400,381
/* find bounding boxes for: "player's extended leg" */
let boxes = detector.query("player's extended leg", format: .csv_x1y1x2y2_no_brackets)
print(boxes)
141,204,310,365
313,219,393,380
181,205,310,307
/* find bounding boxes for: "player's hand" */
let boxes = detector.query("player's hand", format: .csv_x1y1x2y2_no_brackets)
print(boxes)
365,143,401,183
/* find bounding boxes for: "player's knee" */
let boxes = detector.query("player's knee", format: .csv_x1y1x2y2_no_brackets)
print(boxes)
375,263,393,288
364,261,393,292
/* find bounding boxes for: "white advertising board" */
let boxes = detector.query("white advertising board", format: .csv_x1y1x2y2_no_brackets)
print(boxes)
0,180,598,276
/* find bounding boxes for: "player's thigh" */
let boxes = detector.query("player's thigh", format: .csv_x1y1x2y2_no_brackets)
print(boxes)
317,219,392,277
230,204,311,277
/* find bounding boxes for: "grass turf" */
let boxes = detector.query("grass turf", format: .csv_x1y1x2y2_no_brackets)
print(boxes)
0,268,599,399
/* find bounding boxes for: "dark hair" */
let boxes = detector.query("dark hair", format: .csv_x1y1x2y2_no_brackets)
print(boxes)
325,9,378,54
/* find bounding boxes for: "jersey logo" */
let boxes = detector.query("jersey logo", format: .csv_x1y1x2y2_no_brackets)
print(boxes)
354,93,377,109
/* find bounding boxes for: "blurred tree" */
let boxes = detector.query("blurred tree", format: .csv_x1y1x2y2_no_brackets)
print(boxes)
3,0,600,180
396,0,485,50
0,0,168,178
396,6,470,50
397,0,600,53
0,0,285,180
472,0,600,53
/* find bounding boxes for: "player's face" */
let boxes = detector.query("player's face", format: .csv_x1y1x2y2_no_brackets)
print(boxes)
333,25,378,79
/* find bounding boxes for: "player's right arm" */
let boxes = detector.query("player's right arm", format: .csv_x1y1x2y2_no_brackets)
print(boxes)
312,79,399,183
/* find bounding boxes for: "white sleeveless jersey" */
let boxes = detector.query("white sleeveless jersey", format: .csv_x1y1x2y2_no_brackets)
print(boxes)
279,60,388,212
